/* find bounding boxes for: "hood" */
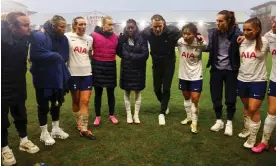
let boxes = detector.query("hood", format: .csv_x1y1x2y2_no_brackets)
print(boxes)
94,26,113,37
43,21,56,37
42,21,64,52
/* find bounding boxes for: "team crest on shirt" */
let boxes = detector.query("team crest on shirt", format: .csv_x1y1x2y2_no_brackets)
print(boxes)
241,52,256,59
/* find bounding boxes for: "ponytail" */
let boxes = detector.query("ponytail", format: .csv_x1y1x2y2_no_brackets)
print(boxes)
245,17,263,51
218,10,237,30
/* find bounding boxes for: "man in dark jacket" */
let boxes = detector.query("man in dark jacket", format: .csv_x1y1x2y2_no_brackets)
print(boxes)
1,12,39,166
142,14,181,125
30,15,70,146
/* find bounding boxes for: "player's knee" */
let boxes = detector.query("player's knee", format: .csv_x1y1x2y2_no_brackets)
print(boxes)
268,107,276,115
244,104,249,110
80,97,90,106
72,98,80,105
248,106,259,114
191,97,199,104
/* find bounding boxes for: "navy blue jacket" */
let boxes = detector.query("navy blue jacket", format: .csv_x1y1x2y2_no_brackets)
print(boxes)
206,26,242,71
30,21,70,98
117,30,149,91
1,20,28,103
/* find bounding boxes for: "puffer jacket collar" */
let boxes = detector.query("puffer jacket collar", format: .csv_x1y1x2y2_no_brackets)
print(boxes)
94,26,113,37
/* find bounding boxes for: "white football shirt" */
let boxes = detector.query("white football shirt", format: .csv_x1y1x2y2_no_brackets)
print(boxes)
65,32,93,76
238,37,269,82
264,31,276,82
177,37,206,80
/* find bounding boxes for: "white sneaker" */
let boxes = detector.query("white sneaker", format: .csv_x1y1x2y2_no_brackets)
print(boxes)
158,114,166,125
133,114,140,124
238,129,250,138
243,120,261,149
181,118,192,125
243,139,255,149
224,121,233,136
165,108,170,115
51,127,69,139
238,116,250,138
40,131,55,146
19,140,40,154
127,112,133,124
1,149,16,166
190,124,198,134
211,120,224,132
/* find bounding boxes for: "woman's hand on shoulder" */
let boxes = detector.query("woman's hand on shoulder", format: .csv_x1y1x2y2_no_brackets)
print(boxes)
237,36,245,44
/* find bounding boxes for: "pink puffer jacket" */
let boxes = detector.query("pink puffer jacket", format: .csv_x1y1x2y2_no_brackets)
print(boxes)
92,30,118,62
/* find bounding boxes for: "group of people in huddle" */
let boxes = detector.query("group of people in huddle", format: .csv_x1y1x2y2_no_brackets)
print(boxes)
1,9,276,166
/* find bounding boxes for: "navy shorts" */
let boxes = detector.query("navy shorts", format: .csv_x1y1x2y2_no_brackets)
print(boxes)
237,80,267,100
179,79,202,92
268,80,276,97
68,75,93,91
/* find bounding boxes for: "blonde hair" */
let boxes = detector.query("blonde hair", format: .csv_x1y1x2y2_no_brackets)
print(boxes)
1,13,8,20
71,16,84,32
101,16,113,26
50,15,66,27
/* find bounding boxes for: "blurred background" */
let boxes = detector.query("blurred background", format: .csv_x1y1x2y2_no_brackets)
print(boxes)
1,0,276,42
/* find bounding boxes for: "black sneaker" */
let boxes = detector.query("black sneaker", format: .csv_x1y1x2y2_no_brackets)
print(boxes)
80,130,96,140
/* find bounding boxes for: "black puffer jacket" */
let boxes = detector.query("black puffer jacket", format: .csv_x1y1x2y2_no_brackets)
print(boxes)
92,26,118,88
142,25,180,61
1,20,29,104
117,29,149,91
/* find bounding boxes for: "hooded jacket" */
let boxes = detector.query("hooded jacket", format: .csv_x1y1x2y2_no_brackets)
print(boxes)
1,20,29,103
117,26,149,90
29,21,70,98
